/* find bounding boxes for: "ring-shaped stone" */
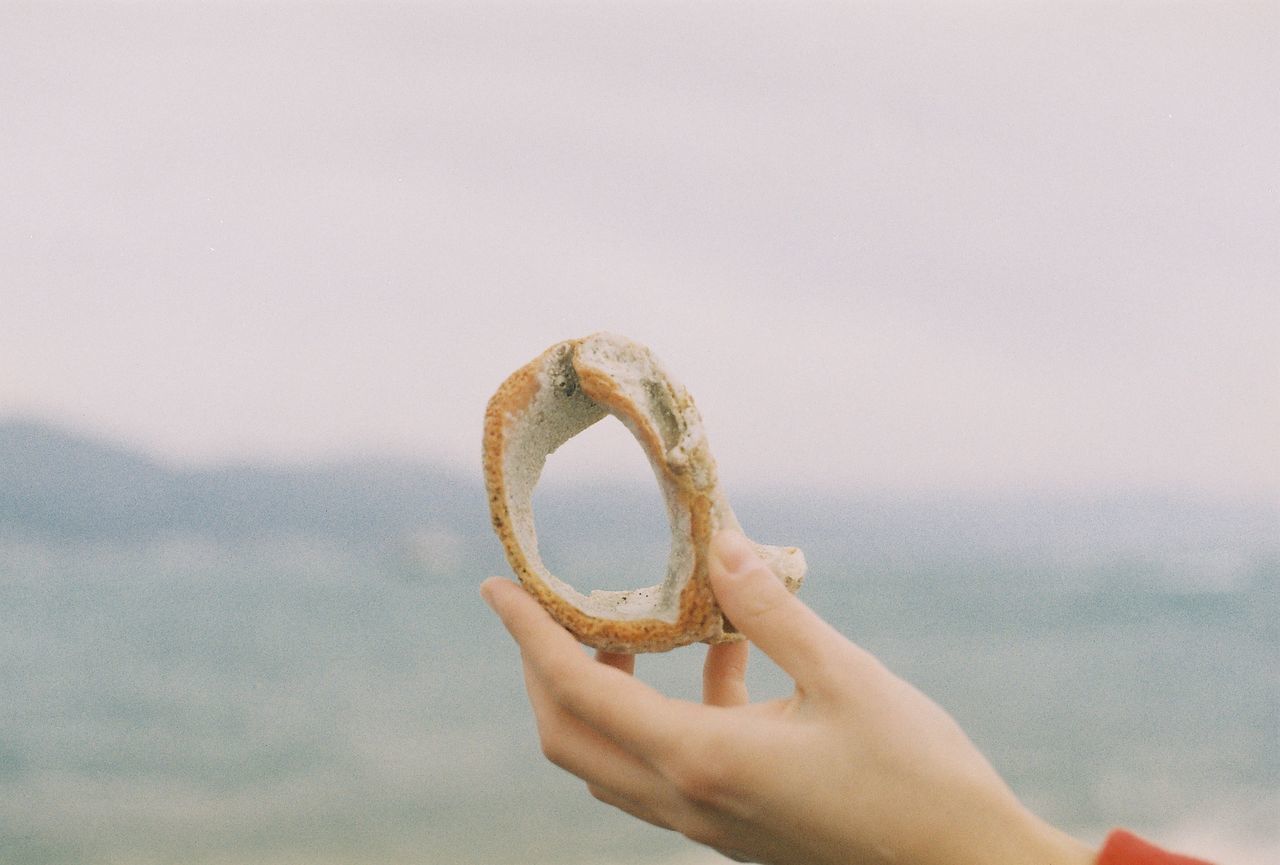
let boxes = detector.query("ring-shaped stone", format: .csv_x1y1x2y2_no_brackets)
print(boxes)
483,332,805,653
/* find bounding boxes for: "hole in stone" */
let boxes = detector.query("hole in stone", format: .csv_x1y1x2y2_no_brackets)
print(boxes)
531,414,671,597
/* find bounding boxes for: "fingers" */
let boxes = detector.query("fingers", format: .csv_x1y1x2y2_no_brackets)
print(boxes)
520,655,666,798
702,640,750,707
484,578,770,855
481,577,692,755
709,532,873,693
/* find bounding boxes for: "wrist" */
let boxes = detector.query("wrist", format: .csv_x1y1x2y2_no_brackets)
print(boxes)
1008,807,1095,865
928,784,1095,865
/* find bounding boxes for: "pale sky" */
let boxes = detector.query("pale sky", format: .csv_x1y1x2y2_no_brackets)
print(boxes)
2,2,1277,495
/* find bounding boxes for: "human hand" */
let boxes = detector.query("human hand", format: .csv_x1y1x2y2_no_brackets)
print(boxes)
480,531,1095,865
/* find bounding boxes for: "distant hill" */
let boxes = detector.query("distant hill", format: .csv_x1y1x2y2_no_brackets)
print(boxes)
1,419,1276,591
0,419,486,542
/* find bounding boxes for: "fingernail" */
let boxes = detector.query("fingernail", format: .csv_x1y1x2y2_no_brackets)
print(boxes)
711,531,755,577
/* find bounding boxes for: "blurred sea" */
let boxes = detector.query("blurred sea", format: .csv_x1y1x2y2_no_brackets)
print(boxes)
0,425,1276,864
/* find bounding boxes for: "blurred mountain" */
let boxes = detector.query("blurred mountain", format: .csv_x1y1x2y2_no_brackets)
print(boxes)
0,419,485,542
1,419,1275,593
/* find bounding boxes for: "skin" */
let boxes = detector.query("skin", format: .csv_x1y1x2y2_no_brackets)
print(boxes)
481,530,1098,865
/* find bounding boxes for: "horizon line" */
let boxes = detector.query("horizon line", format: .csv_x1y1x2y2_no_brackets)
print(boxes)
3,414,1277,507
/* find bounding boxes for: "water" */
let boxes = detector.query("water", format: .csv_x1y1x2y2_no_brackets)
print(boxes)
0,494,1276,865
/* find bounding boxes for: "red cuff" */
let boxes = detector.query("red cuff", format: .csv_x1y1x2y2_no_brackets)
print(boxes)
1097,830,1216,865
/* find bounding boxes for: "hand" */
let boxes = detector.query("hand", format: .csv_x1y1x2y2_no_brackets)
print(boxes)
481,531,1096,865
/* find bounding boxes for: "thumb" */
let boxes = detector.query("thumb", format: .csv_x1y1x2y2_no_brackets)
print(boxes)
709,530,854,690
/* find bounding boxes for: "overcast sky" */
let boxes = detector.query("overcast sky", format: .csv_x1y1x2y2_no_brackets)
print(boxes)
2,2,1276,496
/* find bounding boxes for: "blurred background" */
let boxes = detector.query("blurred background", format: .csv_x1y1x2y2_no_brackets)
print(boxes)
1,3,1276,864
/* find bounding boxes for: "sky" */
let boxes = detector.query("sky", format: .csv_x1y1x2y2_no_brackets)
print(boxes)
1,2,1276,496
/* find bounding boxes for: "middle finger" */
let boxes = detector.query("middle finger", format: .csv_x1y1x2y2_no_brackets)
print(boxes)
703,640,750,707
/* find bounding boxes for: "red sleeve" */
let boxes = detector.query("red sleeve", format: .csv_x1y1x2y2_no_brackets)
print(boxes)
1096,830,1216,865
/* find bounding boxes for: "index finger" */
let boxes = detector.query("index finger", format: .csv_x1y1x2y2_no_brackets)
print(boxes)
481,577,695,756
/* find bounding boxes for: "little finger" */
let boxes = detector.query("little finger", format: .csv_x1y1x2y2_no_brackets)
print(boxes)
586,782,676,831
